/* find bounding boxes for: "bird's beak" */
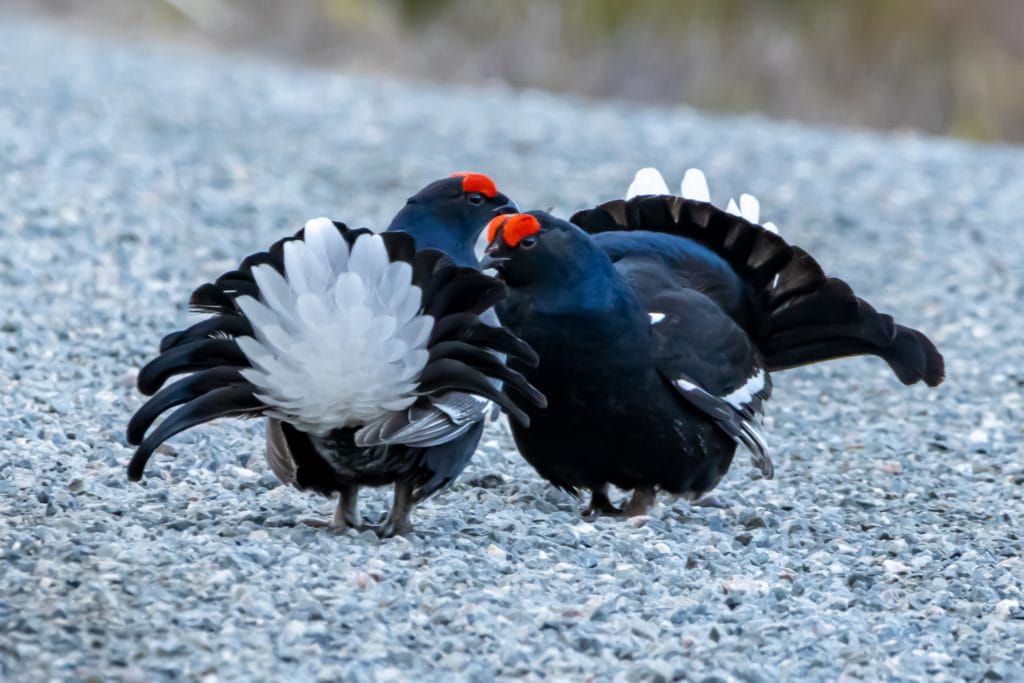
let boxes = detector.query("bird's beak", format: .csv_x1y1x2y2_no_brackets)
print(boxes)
494,198,519,216
480,242,509,271
479,254,509,271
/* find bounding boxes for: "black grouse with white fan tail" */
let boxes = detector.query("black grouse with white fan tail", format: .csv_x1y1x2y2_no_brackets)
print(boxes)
127,216,545,536
484,200,942,519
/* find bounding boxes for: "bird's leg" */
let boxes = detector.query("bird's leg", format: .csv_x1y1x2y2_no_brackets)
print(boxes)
624,487,656,517
582,484,623,521
303,484,360,531
333,484,361,528
378,480,415,537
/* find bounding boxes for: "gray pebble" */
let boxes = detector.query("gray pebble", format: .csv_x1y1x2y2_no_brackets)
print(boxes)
2,13,1023,683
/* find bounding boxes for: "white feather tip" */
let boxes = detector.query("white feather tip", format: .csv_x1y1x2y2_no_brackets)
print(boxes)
680,168,711,202
626,167,670,199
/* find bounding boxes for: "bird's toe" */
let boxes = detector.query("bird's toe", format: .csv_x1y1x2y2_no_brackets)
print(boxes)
692,494,732,509
377,519,414,538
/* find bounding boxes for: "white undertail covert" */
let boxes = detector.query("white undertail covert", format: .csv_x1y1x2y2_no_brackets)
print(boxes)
235,218,434,435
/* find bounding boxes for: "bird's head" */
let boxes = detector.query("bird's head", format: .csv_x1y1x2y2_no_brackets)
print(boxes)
387,173,517,266
482,211,607,292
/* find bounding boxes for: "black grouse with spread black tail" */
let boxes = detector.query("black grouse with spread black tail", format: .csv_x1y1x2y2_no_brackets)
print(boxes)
484,200,942,519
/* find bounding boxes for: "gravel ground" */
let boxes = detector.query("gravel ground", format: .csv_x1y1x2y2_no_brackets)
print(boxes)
2,14,1024,683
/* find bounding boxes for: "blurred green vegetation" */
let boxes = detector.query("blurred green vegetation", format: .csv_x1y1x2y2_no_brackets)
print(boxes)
10,0,1024,143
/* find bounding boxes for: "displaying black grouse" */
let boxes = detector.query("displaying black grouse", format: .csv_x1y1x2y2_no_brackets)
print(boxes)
484,202,943,519
127,175,545,536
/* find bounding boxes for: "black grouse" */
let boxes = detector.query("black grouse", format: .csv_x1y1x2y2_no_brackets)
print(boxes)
483,202,943,519
127,175,545,536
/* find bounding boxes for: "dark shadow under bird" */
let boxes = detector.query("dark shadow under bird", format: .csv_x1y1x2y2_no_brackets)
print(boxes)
483,199,943,519
126,175,544,536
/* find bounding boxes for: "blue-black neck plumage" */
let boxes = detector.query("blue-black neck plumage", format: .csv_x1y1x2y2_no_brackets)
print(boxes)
386,203,481,268
496,220,651,358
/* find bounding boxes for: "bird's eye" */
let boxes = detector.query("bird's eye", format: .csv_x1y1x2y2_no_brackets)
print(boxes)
519,236,538,249
467,192,485,205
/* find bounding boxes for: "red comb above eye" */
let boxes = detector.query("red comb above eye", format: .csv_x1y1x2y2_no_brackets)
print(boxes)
486,215,508,244
487,213,541,247
450,172,498,198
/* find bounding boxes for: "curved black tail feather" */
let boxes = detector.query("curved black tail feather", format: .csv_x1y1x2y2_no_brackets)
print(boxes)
571,195,944,387
128,385,265,481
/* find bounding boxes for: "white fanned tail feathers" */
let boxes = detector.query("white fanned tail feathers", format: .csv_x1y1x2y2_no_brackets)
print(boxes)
680,168,710,202
626,167,671,199
235,218,434,436
627,167,779,234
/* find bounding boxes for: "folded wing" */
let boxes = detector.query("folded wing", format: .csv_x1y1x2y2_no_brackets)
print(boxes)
647,288,773,477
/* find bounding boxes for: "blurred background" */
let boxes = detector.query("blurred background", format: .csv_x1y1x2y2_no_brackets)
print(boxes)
6,0,1024,144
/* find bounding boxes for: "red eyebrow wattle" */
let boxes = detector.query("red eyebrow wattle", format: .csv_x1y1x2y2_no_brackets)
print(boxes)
487,213,540,247
450,172,498,198
486,214,509,244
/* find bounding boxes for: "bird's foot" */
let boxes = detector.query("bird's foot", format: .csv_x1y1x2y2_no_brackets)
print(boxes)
624,487,656,517
377,517,414,538
333,487,362,528
582,506,622,522
582,485,623,521
692,494,732,509
301,485,363,532
377,480,415,537
300,517,354,533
